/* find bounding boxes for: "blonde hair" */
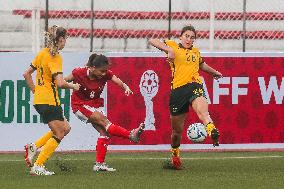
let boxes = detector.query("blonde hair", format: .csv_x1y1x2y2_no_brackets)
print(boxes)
44,25,67,56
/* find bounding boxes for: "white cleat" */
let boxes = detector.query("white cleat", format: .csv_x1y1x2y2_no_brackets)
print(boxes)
30,164,55,176
24,143,37,167
93,162,116,172
129,123,145,143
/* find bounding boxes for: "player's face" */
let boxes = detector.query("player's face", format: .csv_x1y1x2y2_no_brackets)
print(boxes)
180,30,195,49
89,65,109,79
58,36,67,50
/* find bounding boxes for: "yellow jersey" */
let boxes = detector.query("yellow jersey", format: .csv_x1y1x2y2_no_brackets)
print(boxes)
165,40,204,89
31,48,63,105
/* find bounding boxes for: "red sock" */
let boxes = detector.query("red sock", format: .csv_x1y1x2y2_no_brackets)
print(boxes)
107,123,130,139
96,137,109,163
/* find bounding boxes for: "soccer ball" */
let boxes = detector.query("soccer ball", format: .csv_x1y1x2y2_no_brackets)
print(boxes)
187,123,207,143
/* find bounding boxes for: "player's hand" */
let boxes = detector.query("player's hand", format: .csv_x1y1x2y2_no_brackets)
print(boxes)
124,86,133,96
73,83,80,91
213,71,223,80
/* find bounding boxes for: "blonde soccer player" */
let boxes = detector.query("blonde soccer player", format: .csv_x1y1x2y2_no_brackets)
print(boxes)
23,25,80,175
149,25,223,170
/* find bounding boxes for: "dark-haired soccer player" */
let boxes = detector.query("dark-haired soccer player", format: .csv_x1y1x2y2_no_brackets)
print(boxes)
23,25,80,175
149,25,223,170
64,53,145,171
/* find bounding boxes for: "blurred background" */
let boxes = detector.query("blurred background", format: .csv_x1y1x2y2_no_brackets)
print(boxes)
0,0,284,53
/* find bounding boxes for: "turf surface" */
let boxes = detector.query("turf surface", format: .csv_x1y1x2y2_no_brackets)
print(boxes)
0,151,283,189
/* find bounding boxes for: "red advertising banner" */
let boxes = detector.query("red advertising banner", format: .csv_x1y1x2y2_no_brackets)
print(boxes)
107,56,284,145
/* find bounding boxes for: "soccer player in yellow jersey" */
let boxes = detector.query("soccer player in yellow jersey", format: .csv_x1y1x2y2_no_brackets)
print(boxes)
149,25,223,170
23,25,80,175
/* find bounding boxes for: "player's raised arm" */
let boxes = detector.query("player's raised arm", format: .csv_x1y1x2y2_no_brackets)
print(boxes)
111,75,133,96
148,39,175,60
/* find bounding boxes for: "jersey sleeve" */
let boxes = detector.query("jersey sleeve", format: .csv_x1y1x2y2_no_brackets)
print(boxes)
48,57,63,77
72,68,80,80
198,51,205,64
164,40,177,48
106,70,114,80
31,51,41,69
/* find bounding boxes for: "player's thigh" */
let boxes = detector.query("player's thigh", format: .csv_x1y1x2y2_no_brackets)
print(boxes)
73,105,109,126
191,96,209,115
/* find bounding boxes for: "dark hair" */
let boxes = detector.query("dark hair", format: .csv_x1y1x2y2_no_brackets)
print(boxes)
180,25,196,38
86,53,109,68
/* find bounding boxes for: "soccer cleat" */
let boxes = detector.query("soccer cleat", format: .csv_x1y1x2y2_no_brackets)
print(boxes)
93,162,116,172
30,165,55,176
24,143,37,167
211,128,220,147
129,123,145,143
163,157,183,170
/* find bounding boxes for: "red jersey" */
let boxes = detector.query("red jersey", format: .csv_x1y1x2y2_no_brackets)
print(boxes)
71,67,113,110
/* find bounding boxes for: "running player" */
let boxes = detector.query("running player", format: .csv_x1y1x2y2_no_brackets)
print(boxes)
23,25,80,175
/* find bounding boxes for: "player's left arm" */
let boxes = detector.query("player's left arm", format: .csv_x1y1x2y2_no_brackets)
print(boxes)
111,75,133,96
199,62,223,79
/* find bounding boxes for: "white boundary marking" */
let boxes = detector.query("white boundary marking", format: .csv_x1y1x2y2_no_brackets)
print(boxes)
1,155,284,162
107,144,284,151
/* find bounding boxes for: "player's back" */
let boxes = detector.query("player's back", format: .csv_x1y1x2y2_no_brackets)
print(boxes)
32,48,63,106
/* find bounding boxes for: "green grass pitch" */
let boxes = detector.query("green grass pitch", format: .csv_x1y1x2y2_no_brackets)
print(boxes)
0,151,284,189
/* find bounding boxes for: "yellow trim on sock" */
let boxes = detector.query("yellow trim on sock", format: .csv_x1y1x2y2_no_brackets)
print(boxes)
35,137,59,166
171,147,180,157
35,131,53,149
206,123,216,136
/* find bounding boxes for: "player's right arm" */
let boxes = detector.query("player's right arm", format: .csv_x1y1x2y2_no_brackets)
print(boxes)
23,66,36,94
148,39,175,60
55,73,80,90
64,73,75,83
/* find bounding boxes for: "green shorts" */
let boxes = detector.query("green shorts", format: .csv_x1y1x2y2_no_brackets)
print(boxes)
34,104,64,124
169,82,206,116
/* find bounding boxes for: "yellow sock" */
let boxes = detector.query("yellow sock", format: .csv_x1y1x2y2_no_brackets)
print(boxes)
206,122,216,136
35,131,53,149
34,137,59,166
171,147,180,157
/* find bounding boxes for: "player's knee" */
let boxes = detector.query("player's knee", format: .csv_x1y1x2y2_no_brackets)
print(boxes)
64,125,71,136
197,111,209,121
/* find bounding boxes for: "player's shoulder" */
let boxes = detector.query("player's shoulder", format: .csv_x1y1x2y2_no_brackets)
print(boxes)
72,67,87,75
191,46,201,53
164,40,178,47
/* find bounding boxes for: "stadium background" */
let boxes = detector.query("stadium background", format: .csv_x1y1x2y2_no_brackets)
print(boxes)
0,0,283,151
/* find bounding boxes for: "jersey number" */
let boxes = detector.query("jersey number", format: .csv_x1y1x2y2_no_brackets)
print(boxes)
187,55,196,62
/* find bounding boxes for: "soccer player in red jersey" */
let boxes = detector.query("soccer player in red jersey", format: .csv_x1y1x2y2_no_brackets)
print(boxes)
65,53,145,171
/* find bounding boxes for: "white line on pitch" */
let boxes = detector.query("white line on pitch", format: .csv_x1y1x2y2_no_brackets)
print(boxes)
1,155,284,162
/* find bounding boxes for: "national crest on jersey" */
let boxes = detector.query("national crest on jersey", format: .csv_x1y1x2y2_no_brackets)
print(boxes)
164,40,203,89
71,67,113,107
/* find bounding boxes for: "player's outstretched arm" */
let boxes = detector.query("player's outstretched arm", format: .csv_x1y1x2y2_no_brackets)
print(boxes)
148,39,175,61
64,73,74,83
199,62,223,79
111,75,133,96
23,66,36,94
55,73,80,90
